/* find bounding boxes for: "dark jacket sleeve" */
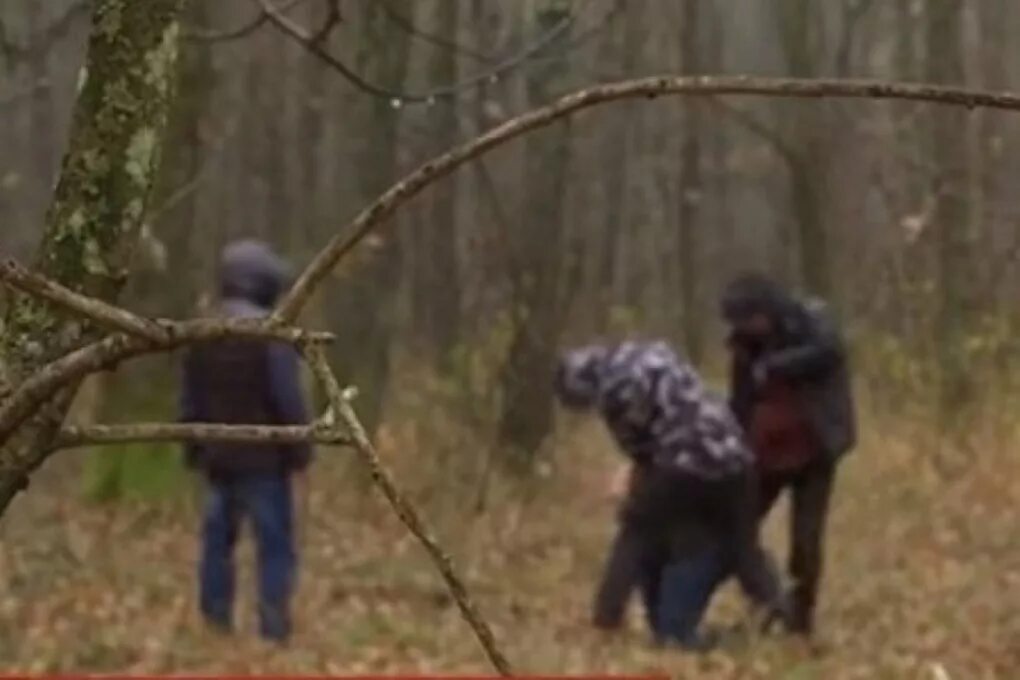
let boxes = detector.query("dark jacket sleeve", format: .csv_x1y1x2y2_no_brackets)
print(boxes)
728,354,753,429
179,350,205,468
761,305,845,382
267,342,313,471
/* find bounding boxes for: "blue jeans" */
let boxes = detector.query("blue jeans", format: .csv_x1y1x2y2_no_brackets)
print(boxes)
655,544,729,647
199,473,296,641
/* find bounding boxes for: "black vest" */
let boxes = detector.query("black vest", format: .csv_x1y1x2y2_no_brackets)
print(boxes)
185,339,288,475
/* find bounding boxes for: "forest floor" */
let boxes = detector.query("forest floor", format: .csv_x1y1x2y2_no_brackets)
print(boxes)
1,405,1019,677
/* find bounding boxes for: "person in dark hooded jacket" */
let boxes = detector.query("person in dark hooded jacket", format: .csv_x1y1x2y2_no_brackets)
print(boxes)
555,340,789,649
180,239,312,642
721,273,856,636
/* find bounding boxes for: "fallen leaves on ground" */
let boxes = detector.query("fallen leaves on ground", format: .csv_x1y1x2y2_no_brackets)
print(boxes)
0,413,1018,677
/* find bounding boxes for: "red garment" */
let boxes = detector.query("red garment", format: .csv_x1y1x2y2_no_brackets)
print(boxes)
749,378,817,472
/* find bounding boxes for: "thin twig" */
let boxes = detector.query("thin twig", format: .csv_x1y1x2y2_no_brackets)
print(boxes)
55,421,351,450
308,0,342,46
274,74,1020,323
303,344,513,675
182,0,308,42
379,0,492,63
258,0,576,104
0,258,170,343
381,0,621,72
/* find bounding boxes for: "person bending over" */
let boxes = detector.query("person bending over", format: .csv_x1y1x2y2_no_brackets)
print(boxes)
555,340,789,649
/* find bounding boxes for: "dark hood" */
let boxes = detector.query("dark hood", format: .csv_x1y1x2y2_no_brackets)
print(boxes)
720,273,795,324
218,240,290,309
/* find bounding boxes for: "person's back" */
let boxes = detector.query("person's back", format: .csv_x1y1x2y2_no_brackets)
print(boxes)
556,339,788,648
180,240,311,642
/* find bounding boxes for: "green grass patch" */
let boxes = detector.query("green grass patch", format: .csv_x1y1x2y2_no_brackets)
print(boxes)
82,442,187,503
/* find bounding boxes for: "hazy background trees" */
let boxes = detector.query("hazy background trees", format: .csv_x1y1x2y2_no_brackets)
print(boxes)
4,0,1020,480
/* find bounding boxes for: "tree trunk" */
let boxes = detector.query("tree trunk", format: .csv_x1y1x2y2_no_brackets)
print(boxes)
926,0,974,425
595,6,641,312
776,0,833,300
414,0,462,362
158,0,214,317
0,0,186,515
496,0,572,468
678,0,704,365
326,1,411,438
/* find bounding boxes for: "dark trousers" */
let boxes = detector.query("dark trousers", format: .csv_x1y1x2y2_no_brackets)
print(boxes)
592,468,787,645
758,457,836,634
592,521,667,631
199,472,296,641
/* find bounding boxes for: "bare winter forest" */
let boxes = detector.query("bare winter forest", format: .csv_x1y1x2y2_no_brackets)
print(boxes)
1,0,1019,676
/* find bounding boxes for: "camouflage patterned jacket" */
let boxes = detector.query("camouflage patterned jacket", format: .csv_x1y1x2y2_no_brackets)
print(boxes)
555,340,753,480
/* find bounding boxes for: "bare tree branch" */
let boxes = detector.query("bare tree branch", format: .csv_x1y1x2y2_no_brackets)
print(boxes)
0,317,333,443
379,0,492,63
275,75,1020,323
308,0,342,46
55,421,351,450
381,0,622,71
302,344,512,675
257,0,577,104
0,259,169,343
182,0,308,43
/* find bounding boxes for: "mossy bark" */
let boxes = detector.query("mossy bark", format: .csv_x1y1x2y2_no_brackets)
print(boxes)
0,0,187,514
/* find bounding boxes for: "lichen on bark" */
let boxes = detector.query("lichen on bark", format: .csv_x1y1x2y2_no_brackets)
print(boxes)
0,0,187,513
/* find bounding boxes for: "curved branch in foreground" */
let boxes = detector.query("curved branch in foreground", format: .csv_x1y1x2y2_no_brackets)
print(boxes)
55,421,351,450
303,344,512,675
273,75,1020,322
0,319,333,444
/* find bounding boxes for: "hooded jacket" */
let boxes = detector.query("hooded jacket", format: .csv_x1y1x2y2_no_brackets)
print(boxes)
722,275,856,462
180,240,312,476
555,340,753,481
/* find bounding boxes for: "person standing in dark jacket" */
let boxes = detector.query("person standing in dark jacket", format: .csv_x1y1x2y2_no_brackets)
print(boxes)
721,273,856,637
180,240,312,642
556,340,789,649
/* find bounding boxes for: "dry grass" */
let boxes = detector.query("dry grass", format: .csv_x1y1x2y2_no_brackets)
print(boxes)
1,403,1019,677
